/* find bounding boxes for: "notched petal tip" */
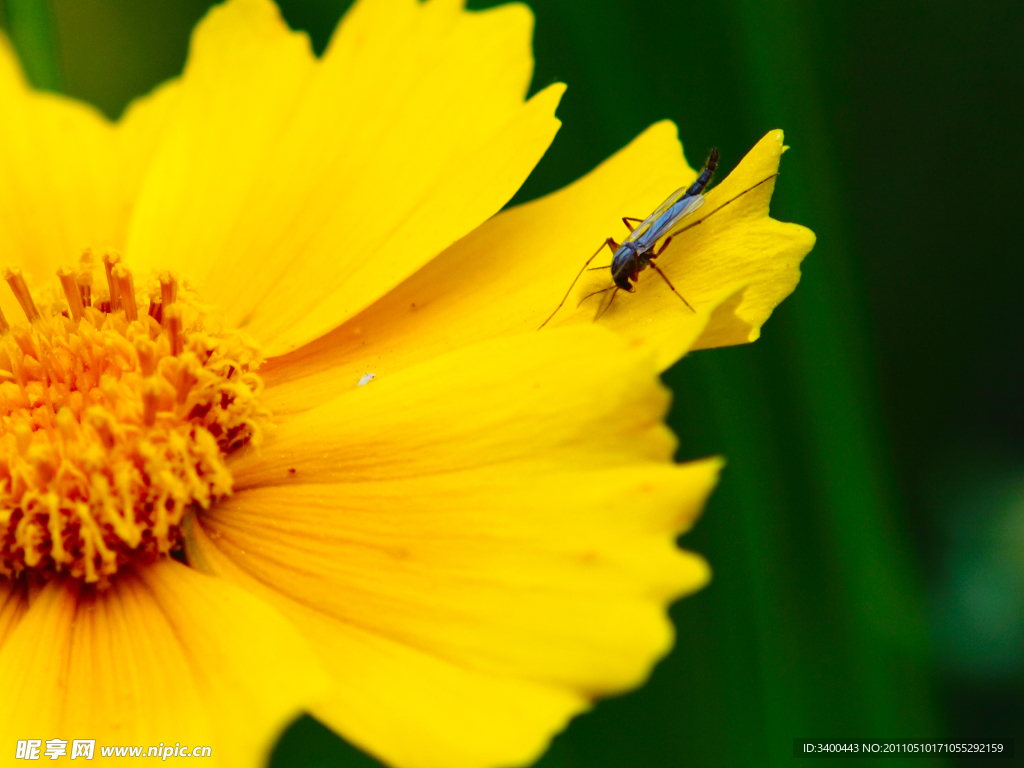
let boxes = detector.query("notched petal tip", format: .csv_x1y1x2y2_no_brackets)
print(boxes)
681,128,816,354
669,455,725,536
187,0,315,71
677,550,713,597
195,322,718,768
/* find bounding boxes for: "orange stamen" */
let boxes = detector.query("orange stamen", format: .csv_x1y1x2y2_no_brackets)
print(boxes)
0,256,267,587
112,265,137,321
4,268,40,322
142,379,160,427
165,305,184,356
160,273,177,308
102,251,121,311
57,267,85,322
76,253,94,308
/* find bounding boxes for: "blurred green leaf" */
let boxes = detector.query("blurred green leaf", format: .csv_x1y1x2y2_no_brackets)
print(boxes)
271,717,381,768
2,0,63,91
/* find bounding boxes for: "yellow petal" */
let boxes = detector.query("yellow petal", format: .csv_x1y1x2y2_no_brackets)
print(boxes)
233,326,675,487
188,523,589,768
532,128,814,367
0,579,27,650
202,466,716,680
126,0,563,356
124,0,316,306
0,33,117,285
677,131,817,351
261,124,811,412
0,561,327,768
193,326,716,768
0,34,179,295
115,80,182,214
259,121,691,409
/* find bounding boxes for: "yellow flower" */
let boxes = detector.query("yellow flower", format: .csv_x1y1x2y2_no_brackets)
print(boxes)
0,0,814,765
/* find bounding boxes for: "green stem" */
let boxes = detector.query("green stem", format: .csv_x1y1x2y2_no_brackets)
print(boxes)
728,0,943,748
2,0,62,92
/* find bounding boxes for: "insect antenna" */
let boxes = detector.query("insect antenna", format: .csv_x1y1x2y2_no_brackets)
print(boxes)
538,238,617,329
665,173,778,241
576,285,614,308
594,287,619,320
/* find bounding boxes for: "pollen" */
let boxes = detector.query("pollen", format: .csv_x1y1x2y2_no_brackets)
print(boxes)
0,252,268,586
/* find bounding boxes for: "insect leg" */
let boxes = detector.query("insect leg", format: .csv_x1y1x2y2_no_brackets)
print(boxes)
622,217,644,232
651,235,672,258
539,238,619,329
649,262,695,312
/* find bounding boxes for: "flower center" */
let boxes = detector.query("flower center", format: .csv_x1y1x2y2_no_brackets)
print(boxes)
0,252,267,586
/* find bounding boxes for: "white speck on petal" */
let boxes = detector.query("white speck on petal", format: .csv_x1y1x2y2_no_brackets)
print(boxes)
357,373,376,387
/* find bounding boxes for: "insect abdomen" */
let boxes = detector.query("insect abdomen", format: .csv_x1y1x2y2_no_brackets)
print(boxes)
685,147,719,197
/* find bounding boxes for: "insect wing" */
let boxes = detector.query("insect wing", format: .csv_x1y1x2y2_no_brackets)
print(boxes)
646,186,691,226
622,186,688,245
645,193,705,245
667,193,705,227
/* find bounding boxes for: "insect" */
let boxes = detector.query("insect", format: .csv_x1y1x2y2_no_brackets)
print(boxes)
539,148,778,329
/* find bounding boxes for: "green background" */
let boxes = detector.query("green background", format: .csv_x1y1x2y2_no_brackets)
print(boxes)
2,0,1022,765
